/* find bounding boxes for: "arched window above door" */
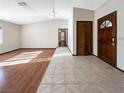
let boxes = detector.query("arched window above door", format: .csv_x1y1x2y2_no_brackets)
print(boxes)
100,20,112,29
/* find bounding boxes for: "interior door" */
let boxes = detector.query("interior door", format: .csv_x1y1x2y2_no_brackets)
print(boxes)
98,11,117,67
58,29,67,47
77,21,92,55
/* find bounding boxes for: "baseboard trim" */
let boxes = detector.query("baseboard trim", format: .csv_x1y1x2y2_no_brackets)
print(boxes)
92,54,124,73
0,48,20,55
0,48,56,55
20,48,56,50
67,47,77,56
92,54,97,57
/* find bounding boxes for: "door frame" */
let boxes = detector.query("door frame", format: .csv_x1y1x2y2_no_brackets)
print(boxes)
76,21,93,55
97,11,117,67
58,28,68,47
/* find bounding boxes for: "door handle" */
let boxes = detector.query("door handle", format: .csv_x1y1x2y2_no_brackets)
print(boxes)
111,37,115,46
112,37,115,42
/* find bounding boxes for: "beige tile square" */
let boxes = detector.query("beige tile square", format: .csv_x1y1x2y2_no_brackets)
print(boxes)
36,84,51,93
66,84,82,93
55,68,65,75
41,74,53,84
65,74,81,84
53,74,66,84
81,83,108,93
51,84,66,93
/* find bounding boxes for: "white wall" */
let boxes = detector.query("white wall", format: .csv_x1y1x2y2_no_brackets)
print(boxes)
68,7,74,54
68,18,74,54
73,7,94,55
94,0,124,70
0,20,21,54
21,19,68,48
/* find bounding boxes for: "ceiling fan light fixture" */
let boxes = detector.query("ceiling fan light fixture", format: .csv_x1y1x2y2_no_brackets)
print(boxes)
49,10,56,18
49,0,56,18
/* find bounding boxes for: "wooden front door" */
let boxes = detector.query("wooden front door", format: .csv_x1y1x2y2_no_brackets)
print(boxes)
98,11,117,67
77,21,92,55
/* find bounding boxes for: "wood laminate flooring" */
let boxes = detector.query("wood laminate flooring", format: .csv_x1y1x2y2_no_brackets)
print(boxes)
0,49,55,93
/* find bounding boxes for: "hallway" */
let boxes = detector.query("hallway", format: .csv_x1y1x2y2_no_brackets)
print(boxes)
37,47,124,93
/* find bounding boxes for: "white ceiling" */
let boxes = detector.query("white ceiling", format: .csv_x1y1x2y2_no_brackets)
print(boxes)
0,0,107,25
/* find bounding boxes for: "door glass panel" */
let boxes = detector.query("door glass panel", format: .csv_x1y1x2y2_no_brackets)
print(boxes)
100,21,106,29
100,24,105,29
106,20,112,27
60,32,65,40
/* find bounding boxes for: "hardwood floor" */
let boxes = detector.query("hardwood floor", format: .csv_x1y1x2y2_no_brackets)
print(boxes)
0,49,55,93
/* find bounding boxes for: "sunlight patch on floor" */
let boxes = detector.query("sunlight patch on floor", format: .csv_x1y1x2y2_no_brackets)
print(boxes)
0,51,43,66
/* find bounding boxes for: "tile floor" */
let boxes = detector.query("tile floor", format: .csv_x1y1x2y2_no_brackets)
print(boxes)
36,47,124,93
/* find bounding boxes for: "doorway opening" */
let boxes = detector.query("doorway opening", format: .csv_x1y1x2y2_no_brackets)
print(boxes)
58,28,68,47
98,11,117,67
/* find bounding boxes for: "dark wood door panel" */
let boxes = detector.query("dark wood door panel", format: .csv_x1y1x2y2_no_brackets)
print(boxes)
85,22,92,55
77,21,92,55
98,11,117,67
